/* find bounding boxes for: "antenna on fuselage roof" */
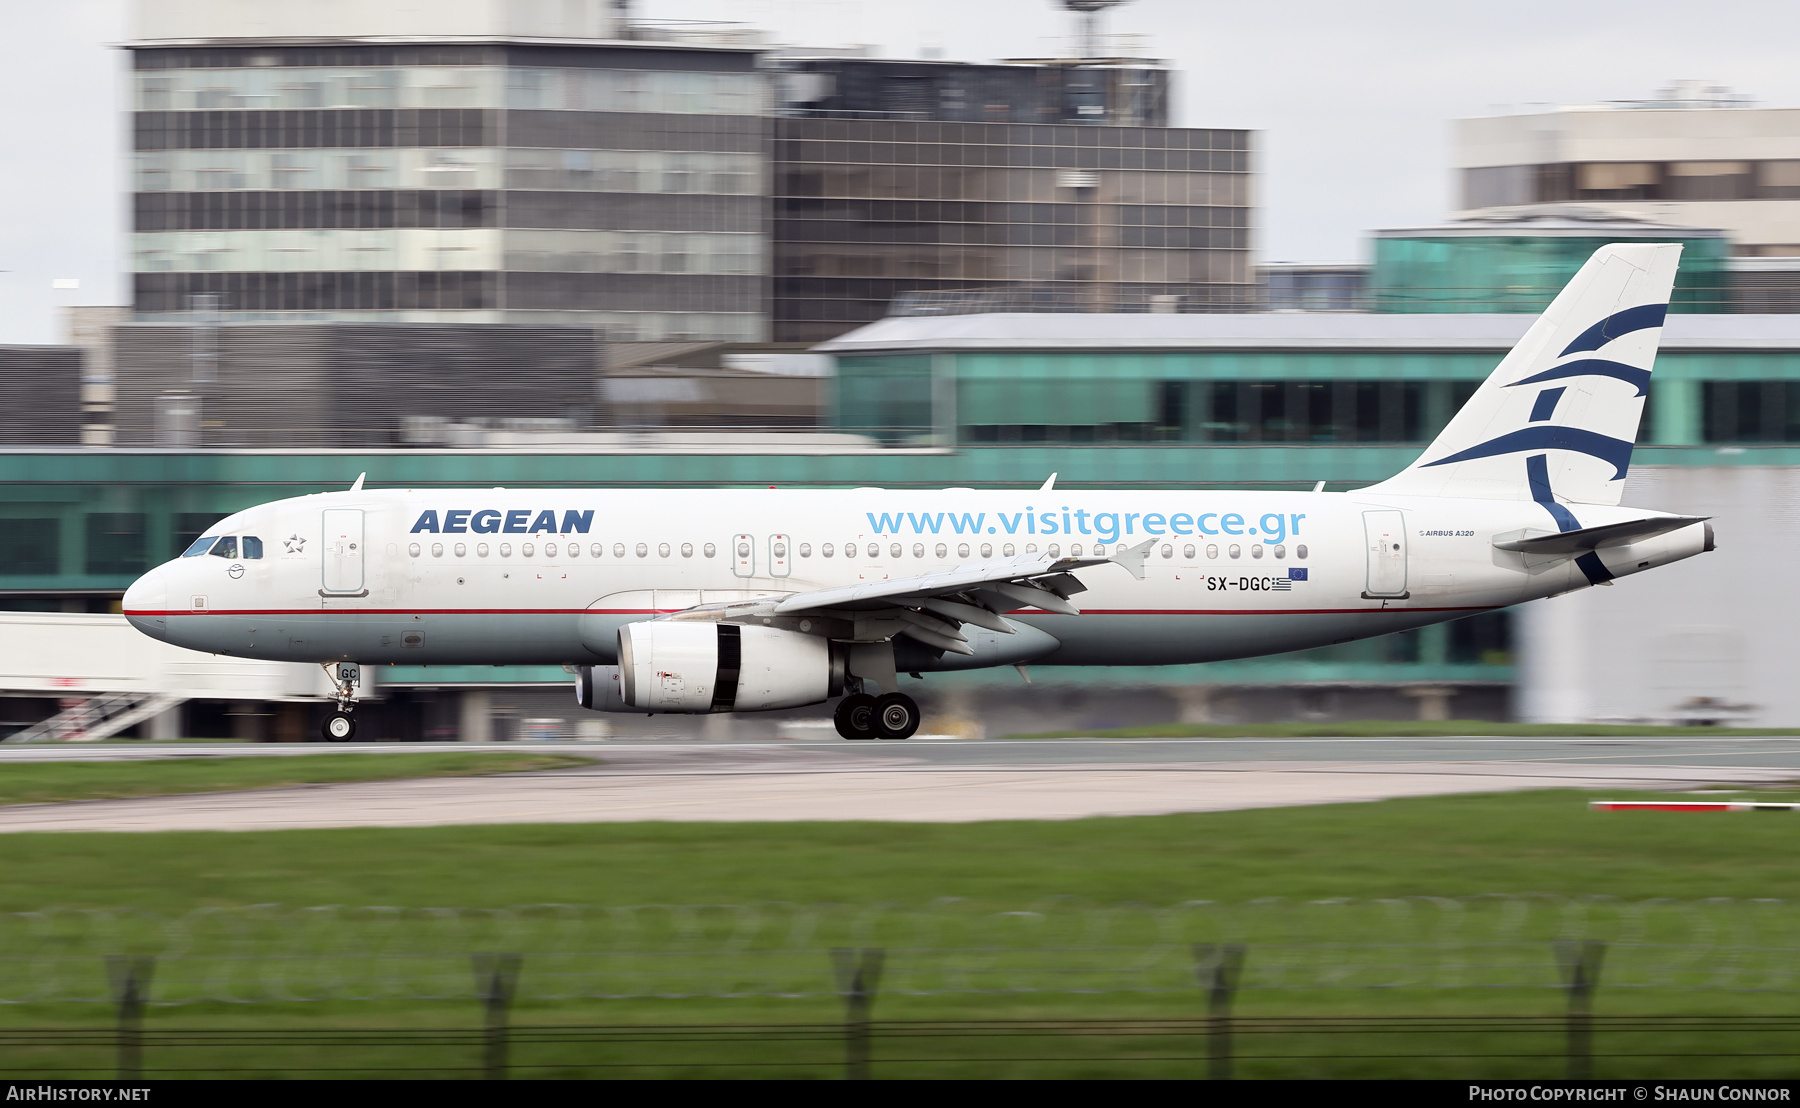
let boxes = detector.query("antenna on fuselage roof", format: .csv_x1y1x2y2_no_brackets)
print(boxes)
1039,473,1057,492
349,472,365,492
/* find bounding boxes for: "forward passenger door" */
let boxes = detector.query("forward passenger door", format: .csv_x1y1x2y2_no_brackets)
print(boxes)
322,509,366,595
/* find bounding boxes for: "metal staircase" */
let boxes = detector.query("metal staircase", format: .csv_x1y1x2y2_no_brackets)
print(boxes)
3,693,186,744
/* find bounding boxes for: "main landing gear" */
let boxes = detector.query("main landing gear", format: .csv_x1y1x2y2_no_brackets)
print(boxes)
321,662,361,742
834,690,920,741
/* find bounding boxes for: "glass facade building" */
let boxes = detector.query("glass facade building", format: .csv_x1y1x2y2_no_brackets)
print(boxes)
772,118,1255,343
129,43,771,340
776,56,1171,127
821,314,1800,450
1370,225,1733,313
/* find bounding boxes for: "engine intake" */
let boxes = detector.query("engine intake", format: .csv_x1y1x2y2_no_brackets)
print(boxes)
601,621,842,713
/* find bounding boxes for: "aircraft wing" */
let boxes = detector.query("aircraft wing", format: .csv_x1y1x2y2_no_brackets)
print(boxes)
774,539,1153,615
753,539,1154,655
1493,515,1709,555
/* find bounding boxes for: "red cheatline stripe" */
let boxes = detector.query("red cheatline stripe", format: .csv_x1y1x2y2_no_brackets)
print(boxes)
1591,801,1800,812
124,605,1497,618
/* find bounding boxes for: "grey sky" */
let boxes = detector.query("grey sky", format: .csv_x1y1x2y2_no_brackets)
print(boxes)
6,0,1800,342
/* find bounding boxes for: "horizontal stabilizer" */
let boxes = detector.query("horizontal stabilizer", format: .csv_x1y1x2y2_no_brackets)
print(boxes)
1493,515,1709,555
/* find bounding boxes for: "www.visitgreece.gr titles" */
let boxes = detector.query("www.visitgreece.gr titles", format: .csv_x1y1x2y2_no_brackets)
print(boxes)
863,509,1307,545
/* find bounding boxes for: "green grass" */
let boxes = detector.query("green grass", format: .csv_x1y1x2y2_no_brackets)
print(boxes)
0,787,1793,911
0,752,592,808
1008,719,1800,738
4,788,1799,1078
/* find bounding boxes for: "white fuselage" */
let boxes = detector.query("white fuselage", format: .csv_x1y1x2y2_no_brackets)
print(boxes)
122,486,1709,673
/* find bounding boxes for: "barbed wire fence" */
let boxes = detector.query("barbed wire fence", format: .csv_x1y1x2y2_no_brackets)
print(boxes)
5,896,1800,1078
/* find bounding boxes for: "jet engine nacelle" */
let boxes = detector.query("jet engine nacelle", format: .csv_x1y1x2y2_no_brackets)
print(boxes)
574,663,639,712
600,621,843,713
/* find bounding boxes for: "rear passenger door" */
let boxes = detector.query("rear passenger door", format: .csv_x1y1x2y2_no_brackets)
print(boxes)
1362,510,1408,598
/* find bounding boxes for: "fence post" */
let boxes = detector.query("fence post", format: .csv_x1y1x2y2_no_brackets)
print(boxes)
1554,940,1605,1080
1193,943,1245,1080
472,954,522,1081
104,956,154,1081
831,947,884,1081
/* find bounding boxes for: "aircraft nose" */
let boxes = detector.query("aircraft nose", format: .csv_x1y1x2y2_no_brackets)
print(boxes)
122,569,169,640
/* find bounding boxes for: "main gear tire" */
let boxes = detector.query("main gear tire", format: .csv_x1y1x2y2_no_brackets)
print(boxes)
322,711,357,742
833,693,877,740
873,692,920,740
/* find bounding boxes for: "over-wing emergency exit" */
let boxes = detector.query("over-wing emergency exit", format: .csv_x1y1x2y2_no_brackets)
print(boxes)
123,244,1713,741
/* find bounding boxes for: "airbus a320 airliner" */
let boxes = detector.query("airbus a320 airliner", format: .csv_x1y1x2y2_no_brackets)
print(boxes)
124,244,1712,741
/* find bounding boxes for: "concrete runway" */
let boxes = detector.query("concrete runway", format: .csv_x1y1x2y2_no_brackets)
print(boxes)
0,736,1796,831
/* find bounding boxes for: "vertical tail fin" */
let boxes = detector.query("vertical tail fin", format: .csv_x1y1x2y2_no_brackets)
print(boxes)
1370,243,1681,506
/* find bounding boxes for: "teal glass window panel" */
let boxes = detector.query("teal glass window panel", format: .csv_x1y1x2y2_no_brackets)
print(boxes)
836,355,933,439
85,513,147,576
1703,381,1800,442
0,519,59,576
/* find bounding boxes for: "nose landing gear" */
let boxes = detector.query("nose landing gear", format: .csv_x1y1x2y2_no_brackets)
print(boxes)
321,662,361,742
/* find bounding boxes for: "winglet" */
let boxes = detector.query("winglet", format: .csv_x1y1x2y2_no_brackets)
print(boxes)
1039,473,1057,492
1110,537,1157,581
349,472,366,492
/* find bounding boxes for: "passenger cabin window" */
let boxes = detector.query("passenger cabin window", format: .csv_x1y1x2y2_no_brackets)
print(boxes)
241,536,263,559
209,536,238,559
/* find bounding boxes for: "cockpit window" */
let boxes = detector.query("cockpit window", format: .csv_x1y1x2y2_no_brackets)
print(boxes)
209,536,239,559
182,536,219,557
241,536,263,559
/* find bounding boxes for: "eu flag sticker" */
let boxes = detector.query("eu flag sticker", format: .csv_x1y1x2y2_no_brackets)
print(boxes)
1288,567,1308,581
